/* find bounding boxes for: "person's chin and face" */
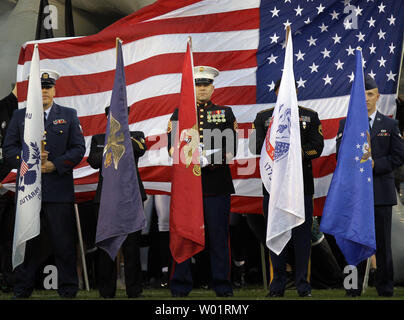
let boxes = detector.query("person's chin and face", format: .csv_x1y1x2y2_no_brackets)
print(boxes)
42,85,56,110
195,82,214,104
365,87,380,115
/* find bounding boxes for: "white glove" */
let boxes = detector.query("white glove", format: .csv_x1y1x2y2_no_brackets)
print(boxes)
198,143,209,168
200,155,209,168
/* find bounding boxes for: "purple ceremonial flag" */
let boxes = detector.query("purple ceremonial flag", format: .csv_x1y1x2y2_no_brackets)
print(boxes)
95,40,146,260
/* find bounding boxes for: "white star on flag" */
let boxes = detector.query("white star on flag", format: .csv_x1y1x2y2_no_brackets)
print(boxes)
369,43,376,54
295,50,305,61
387,14,396,25
330,10,339,20
378,56,387,67
271,7,280,17
335,60,344,70
309,62,319,73
307,36,317,46
368,70,376,79
270,33,280,43
323,74,333,85
332,33,342,44
378,2,386,13
346,45,355,56
268,54,278,64
386,71,396,81
367,16,376,27
378,29,386,40
297,77,307,88
321,48,331,58
295,5,303,16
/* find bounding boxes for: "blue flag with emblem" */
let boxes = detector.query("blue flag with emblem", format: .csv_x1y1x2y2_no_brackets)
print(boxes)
320,50,376,266
96,39,146,260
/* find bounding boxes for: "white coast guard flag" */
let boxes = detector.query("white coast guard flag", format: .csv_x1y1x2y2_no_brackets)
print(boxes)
259,30,305,255
13,44,43,269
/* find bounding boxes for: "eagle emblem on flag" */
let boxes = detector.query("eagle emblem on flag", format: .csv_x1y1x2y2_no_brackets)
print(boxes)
18,141,41,192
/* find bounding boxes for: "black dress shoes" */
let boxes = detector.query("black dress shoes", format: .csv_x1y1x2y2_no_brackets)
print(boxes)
266,291,284,297
216,292,234,297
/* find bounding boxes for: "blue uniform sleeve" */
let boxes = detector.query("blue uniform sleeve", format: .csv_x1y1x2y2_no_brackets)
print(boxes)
373,119,404,175
3,109,22,169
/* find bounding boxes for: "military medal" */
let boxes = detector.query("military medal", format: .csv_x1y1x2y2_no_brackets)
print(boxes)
193,164,201,176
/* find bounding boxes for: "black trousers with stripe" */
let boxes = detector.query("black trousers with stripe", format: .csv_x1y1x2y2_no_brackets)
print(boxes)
264,194,313,294
170,195,233,296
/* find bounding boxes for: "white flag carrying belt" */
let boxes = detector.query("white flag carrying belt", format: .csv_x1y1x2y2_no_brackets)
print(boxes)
12,44,43,269
259,29,305,255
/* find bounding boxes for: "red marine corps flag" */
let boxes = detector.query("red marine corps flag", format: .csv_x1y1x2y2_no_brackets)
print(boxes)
169,38,204,263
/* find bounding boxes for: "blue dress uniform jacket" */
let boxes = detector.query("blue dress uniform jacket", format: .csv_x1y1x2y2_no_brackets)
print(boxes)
337,111,404,205
3,102,85,298
167,101,238,196
337,110,404,296
0,92,18,182
87,131,147,203
3,103,85,202
249,106,324,195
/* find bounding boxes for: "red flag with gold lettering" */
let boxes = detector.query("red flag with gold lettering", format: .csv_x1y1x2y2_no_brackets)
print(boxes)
169,39,204,263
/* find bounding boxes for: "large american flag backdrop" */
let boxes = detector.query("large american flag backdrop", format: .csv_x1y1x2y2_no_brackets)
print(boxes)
3,0,404,216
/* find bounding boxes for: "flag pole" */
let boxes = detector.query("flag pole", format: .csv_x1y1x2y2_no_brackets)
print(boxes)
395,33,404,99
260,243,268,291
362,257,371,293
74,203,90,291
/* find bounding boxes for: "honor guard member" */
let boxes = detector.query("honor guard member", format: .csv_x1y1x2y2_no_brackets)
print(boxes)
87,106,147,298
337,76,404,297
167,66,238,297
249,79,324,297
3,70,86,298
0,84,18,291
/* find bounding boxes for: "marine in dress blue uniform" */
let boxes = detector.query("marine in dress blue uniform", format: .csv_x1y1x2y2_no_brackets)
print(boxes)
167,66,238,297
249,79,324,297
87,106,147,298
337,76,404,297
3,70,85,298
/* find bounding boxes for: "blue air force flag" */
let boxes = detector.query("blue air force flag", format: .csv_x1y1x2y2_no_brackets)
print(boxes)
260,30,305,255
13,44,43,269
320,50,376,266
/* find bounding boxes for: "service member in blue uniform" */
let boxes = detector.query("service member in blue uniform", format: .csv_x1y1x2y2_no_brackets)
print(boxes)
167,66,238,297
337,76,404,297
249,79,324,297
87,106,147,298
3,70,86,298
0,84,18,291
